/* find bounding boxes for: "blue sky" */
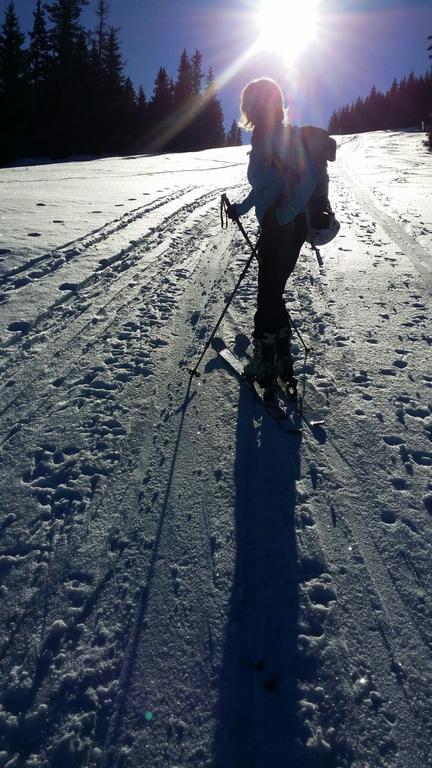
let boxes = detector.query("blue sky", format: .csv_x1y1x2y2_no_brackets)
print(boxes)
4,0,432,128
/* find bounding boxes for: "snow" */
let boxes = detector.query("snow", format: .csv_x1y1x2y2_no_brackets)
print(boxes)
0,131,431,768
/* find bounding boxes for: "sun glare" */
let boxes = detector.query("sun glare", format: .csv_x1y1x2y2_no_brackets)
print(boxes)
257,0,319,64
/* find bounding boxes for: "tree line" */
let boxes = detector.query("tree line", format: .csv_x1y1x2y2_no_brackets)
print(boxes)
328,70,432,136
0,0,242,165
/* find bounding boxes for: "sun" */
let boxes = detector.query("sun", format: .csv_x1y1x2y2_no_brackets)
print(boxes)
257,0,319,64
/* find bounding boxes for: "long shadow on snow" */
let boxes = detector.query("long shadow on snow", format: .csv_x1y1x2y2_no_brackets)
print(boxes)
100,380,197,768
212,370,328,768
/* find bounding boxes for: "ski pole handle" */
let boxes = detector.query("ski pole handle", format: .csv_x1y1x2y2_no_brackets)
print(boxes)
220,194,239,228
220,194,231,228
220,195,228,229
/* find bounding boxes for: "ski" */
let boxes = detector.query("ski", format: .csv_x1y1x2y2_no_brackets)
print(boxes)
240,340,325,431
217,346,302,432
216,343,325,436
275,379,325,431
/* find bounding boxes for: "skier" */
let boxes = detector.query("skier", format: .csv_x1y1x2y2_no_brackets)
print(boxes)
227,77,338,397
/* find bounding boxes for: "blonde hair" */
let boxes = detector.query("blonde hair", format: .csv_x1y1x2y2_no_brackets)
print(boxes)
239,77,286,131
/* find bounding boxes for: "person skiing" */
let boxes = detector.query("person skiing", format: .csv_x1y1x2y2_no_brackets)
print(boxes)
227,77,338,397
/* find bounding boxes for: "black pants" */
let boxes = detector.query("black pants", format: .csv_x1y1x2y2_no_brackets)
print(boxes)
254,207,308,338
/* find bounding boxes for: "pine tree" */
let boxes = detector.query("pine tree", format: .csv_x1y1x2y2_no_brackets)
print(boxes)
136,84,147,138
171,49,196,150
0,2,28,162
201,68,225,148
85,36,104,152
102,26,124,91
226,118,242,146
46,0,89,67
28,0,51,155
387,78,400,128
88,36,101,79
137,84,146,112
29,1,50,89
328,110,340,135
95,0,109,59
0,3,26,101
119,76,138,149
186,49,207,149
364,85,379,130
191,48,203,95
174,48,193,108
99,26,127,151
86,0,109,151
149,65,173,128
44,0,90,155
123,77,136,107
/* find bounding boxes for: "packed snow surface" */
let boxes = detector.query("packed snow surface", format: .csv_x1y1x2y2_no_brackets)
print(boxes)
0,131,431,768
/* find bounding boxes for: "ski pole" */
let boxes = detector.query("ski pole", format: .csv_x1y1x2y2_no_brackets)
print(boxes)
304,205,324,268
220,193,260,258
223,194,311,357
187,195,258,379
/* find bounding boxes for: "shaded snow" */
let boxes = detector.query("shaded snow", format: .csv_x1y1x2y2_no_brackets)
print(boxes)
0,132,431,768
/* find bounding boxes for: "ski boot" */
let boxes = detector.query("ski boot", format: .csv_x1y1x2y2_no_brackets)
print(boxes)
244,333,277,400
276,327,298,400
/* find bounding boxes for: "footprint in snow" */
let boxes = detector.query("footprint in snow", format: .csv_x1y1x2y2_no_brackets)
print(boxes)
405,405,430,419
383,435,404,446
390,476,408,491
307,579,337,608
410,450,432,467
352,371,369,385
381,509,397,525
8,320,31,335
63,573,94,607
335,333,349,347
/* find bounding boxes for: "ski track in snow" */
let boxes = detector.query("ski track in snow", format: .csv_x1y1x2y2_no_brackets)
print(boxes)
0,137,431,768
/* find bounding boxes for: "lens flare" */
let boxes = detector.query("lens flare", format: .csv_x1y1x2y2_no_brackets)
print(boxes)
257,0,319,64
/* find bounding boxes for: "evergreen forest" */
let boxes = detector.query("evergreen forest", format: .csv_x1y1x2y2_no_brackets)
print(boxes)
328,71,432,139
0,0,242,165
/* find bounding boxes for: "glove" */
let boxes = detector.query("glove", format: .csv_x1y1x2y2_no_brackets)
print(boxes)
226,203,240,221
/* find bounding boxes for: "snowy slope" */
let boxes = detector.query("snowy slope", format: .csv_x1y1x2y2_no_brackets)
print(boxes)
0,132,431,768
